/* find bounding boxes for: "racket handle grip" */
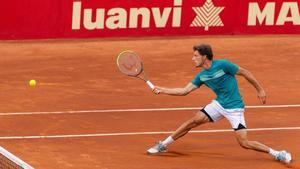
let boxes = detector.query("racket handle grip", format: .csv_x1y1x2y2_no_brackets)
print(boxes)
146,80,155,90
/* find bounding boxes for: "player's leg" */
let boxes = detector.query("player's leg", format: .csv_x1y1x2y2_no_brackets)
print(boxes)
216,103,270,153
147,101,223,154
235,128,270,152
234,129,292,164
214,100,293,164
171,110,211,140
147,111,211,154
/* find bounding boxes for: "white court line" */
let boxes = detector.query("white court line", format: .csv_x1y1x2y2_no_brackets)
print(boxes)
0,104,300,116
0,127,299,140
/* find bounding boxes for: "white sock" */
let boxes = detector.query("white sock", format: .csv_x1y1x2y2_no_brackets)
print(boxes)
162,136,174,146
269,148,280,157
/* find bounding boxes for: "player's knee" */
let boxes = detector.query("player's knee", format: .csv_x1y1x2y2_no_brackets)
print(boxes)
193,116,206,126
194,113,208,125
186,118,201,129
238,139,250,149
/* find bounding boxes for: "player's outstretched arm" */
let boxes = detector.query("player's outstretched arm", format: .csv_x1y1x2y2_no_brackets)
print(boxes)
153,83,198,96
236,67,266,104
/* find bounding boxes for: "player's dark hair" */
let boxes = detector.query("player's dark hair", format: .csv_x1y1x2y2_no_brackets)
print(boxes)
193,44,213,60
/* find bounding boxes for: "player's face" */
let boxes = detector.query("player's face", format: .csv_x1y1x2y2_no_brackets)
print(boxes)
192,50,206,67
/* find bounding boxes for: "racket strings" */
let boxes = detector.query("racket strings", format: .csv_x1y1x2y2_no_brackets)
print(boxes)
117,51,143,77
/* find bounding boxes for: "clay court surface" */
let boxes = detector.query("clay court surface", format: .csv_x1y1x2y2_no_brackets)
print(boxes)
0,35,299,168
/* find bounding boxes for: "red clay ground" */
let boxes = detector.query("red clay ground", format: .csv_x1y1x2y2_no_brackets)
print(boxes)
0,35,299,169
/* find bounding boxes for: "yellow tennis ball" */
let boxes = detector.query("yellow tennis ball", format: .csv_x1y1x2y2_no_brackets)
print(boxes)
29,79,37,87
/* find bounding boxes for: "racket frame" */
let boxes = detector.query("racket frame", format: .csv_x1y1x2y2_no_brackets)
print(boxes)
117,50,155,90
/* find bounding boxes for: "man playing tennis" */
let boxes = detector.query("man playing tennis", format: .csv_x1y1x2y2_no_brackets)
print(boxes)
147,44,292,164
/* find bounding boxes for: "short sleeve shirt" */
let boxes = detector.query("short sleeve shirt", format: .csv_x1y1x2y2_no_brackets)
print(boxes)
191,60,244,109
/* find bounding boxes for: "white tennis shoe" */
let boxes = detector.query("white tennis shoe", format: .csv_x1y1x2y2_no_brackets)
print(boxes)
275,150,292,164
147,141,167,154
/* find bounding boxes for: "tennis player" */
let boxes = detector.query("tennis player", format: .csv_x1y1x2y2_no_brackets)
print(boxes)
147,44,292,164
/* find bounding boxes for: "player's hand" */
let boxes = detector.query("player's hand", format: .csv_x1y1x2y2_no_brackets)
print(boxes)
257,89,266,104
153,86,162,95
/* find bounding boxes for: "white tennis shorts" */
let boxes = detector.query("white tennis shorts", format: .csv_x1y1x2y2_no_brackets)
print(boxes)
201,100,246,130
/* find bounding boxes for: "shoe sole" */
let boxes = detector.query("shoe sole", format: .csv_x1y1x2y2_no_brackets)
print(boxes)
147,150,167,155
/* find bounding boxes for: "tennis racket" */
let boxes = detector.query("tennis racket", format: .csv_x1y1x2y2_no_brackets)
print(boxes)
116,50,156,91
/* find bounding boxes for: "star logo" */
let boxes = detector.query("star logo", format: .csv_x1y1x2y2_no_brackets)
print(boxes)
190,0,225,31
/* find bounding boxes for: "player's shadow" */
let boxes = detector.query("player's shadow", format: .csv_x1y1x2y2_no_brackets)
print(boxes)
150,151,188,157
146,151,225,158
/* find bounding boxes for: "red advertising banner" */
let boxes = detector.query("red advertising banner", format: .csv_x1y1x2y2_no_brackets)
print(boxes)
0,0,299,39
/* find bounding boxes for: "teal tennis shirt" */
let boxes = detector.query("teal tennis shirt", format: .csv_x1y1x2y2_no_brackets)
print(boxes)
191,60,244,109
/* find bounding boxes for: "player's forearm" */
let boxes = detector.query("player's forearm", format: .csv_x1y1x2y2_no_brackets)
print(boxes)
160,87,187,96
243,70,264,92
